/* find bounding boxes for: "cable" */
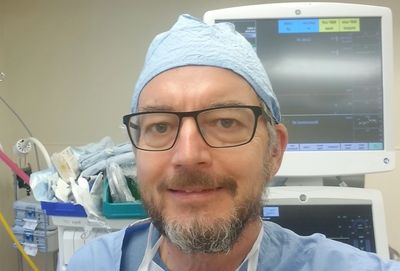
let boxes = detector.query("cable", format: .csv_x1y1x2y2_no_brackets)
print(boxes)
0,212,39,271
0,95,41,170
1,76,41,270
389,246,400,261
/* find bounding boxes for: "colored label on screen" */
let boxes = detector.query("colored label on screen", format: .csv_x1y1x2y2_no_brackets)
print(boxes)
279,18,360,33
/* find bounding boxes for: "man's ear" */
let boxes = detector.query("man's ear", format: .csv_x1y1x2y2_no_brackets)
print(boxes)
270,124,288,175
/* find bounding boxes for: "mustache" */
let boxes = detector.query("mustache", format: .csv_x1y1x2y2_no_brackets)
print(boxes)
158,169,237,196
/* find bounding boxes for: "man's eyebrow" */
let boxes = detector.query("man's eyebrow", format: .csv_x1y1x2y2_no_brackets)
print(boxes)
207,101,249,108
139,102,252,112
138,105,175,112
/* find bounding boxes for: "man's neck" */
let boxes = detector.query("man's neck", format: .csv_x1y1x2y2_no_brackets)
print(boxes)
159,219,262,271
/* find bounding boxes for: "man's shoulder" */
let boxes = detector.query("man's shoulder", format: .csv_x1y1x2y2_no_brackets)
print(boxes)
67,218,152,271
120,218,155,270
123,218,152,243
66,228,126,271
261,221,400,271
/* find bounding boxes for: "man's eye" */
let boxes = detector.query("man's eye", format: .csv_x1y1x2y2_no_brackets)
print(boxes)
218,119,236,128
152,123,169,133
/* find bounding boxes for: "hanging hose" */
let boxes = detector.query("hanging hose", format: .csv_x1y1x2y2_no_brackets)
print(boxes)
0,212,39,271
0,148,30,185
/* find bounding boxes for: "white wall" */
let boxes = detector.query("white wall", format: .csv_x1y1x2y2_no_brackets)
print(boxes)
0,0,399,269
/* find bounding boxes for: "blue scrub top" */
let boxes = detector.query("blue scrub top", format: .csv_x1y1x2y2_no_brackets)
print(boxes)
67,220,400,271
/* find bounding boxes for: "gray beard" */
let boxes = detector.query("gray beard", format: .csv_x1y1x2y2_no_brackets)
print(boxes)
141,169,265,254
163,215,244,254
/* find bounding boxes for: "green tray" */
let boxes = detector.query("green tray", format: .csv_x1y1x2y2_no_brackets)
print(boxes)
102,178,147,219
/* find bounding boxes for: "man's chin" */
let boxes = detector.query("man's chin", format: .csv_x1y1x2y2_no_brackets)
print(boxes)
162,215,244,254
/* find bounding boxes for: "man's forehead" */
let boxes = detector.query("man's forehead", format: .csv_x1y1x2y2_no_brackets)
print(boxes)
137,66,260,110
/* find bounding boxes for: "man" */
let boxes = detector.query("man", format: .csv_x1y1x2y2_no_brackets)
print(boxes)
68,14,400,271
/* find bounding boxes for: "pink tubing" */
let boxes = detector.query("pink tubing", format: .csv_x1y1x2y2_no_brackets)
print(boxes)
0,148,30,185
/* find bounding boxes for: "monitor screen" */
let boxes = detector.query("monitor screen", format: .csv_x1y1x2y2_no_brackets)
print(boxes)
204,3,395,176
232,17,383,151
263,186,390,259
262,204,376,253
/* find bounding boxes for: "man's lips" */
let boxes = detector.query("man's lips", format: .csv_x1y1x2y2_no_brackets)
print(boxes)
166,187,225,202
168,187,222,193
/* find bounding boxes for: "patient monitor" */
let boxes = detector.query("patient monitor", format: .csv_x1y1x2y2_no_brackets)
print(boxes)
204,2,395,178
264,186,390,259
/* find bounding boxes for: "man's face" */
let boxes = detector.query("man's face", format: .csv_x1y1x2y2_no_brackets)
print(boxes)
136,66,286,253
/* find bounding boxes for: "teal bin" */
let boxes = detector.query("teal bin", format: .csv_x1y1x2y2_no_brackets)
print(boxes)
102,179,147,219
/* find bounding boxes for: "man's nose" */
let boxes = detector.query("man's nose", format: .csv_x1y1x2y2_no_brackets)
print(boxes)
170,118,212,168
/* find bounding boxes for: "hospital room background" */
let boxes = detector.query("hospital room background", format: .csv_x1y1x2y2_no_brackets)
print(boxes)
0,0,399,270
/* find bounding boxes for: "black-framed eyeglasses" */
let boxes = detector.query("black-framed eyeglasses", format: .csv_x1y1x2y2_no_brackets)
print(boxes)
123,105,272,151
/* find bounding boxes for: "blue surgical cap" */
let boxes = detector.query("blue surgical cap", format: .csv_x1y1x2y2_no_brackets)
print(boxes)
131,14,281,123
